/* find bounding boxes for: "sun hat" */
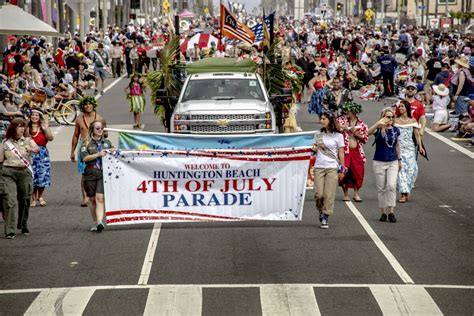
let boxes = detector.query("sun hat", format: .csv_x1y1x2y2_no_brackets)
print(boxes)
454,56,469,68
432,84,449,96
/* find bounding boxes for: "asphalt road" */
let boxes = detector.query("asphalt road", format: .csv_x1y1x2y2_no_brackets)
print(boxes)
0,75,473,315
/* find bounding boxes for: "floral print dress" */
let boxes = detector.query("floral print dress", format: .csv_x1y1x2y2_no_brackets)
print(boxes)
395,122,418,194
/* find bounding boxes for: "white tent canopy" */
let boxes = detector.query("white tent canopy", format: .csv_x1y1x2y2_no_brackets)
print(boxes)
0,4,61,36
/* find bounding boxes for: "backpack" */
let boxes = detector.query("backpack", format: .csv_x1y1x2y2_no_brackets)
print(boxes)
443,72,452,88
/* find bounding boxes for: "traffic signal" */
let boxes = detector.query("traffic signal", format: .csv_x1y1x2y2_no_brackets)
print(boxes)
337,2,343,11
130,0,140,10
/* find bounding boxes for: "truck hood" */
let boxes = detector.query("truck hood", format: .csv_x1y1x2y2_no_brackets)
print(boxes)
177,100,269,113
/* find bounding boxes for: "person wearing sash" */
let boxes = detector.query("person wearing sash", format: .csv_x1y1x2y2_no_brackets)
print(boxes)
313,111,345,229
0,118,39,239
91,43,110,95
70,96,106,207
80,120,113,232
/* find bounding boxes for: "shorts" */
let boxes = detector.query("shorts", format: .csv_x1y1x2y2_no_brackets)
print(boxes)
94,67,107,80
83,168,104,197
433,110,448,124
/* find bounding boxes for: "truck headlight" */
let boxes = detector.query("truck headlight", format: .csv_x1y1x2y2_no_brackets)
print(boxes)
255,112,272,120
174,114,189,120
175,124,189,131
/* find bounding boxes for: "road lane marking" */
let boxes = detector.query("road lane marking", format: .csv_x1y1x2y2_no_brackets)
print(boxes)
24,288,95,315
9,284,471,315
370,285,443,315
138,223,162,285
260,284,321,316
345,201,415,284
51,74,126,137
2,284,473,295
425,128,474,159
144,286,202,316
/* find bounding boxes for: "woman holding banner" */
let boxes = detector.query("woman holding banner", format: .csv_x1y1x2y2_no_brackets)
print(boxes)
313,112,345,229
80,120,113,233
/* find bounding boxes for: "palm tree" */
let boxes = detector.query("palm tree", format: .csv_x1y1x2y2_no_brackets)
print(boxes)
147,36,185,128
449,11,463,29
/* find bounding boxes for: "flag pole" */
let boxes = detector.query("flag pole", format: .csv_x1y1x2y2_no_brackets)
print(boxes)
269,13,274,46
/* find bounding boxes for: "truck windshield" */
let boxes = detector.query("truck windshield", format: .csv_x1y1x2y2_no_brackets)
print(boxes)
182,79,265,102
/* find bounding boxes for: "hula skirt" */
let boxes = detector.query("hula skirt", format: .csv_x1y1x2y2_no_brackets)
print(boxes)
129,95,146,113
32,145,52,188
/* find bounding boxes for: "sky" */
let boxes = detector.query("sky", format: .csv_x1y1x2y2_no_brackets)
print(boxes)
212,0,260,12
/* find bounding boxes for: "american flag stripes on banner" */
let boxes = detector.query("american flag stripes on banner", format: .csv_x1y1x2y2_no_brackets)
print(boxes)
220,3,255,45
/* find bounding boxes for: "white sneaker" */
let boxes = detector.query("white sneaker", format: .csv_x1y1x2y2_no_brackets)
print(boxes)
320,214,329,229
90,225,98,232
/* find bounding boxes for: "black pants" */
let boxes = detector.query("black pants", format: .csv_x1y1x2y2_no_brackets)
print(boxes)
126,59,132,77
382,71,395,96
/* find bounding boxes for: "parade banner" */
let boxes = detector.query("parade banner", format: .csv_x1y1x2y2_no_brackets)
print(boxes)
103,147,311,225
112,129,316,151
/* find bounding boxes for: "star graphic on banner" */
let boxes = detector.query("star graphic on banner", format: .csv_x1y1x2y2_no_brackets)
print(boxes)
161,151,169,157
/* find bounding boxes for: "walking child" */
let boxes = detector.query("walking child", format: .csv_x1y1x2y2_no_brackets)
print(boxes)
125,73,146,130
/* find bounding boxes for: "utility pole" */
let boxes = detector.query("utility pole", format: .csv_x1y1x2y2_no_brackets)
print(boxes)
58,0,66,34
110,0,115,27
144,0,149,24
445,0,449,29
102,0,108,36
69,6,77,34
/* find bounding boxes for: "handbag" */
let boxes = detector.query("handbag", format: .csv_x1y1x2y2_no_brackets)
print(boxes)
32,89,47,103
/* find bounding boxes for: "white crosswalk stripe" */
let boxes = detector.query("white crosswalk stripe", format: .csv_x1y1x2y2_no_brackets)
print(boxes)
144,286,202,316
3,283,472,315
24,287,95,315
260,284,321,316
370,285,443,315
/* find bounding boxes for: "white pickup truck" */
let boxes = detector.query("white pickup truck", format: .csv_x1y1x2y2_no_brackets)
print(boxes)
170,72,277,134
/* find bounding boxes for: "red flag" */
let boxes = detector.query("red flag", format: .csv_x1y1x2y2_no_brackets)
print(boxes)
220,3,255,45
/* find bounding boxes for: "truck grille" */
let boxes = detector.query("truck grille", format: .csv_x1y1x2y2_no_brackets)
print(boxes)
190,124,256,133
191,114,255,121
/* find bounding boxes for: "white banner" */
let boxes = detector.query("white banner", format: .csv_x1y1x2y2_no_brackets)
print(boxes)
103,148,311,225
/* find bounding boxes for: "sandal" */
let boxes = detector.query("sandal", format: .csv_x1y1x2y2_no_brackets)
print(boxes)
399,195,407,203
30,200,37,207
38,198,47,207
352,197,363,202
342,196,350,201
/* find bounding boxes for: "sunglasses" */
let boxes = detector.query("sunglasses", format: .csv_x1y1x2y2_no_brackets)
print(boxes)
385,116,394,119
94,127,104,130
406,87,416,90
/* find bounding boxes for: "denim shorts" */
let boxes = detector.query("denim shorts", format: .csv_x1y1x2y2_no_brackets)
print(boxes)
94,67,107,80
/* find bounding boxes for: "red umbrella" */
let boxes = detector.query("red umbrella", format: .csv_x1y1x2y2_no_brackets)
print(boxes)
179,10,195,18
180,33,219,54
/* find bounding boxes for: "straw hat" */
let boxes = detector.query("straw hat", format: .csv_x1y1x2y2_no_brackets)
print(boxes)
454,56,469,68
432,84,449,96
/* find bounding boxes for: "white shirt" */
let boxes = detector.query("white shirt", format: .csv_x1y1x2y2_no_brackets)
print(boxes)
432,95,450,112
315,132,344,169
